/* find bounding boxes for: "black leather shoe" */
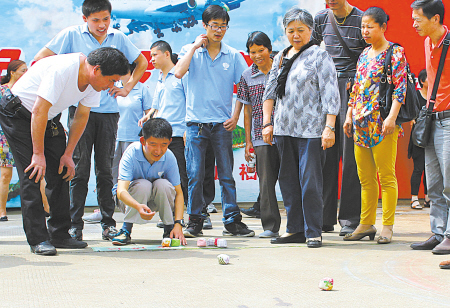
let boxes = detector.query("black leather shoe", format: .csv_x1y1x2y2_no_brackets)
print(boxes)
411,235,441,250
271,233,306,244
240,207,261,218
30,240,57,255
432,238,450,255
339,225,355,236
307,238,322,248
50,237,88,249
322,225,334,232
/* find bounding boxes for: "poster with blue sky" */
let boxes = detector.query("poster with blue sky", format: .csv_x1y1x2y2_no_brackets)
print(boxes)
0,0,324,206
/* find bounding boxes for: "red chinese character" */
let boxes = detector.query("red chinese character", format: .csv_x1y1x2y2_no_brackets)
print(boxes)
239,164,257,180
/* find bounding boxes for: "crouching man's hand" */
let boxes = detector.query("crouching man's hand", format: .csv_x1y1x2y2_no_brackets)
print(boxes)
170,223,187,246
138,204,156,220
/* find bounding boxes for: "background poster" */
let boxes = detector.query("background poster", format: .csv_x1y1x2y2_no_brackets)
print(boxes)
0,0,323,206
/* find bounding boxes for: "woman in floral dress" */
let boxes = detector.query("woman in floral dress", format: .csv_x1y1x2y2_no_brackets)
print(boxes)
343,7,408,244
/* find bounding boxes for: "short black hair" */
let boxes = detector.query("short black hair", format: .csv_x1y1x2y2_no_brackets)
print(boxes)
418,69,427,87
87,47,130,76
411,0,445,25
246,31,272,53
141,118,172,140
150,40,178,64
363,7,390,27
82,0,112,17
202,5,230,24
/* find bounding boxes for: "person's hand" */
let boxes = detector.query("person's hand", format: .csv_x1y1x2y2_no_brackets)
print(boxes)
138,113,150,127
25,153,46,183
245,141,254,162
343,116,353,138
262,125,273,145
58,153,76,182
138,204,156,220
223,117,238,131
193,34,208,49
382,116,396,136
108,86,131,99
322,126,335,150
183,131,186,146
410,119,416,128
170,223,187,246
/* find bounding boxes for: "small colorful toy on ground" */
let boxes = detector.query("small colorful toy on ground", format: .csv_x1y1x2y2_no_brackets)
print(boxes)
318,278,334,291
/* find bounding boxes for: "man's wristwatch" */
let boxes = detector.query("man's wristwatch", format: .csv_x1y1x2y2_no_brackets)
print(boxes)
174,219,184,227
325,124,335,132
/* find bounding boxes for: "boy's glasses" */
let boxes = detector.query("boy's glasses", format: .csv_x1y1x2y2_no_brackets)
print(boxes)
206,23,229,31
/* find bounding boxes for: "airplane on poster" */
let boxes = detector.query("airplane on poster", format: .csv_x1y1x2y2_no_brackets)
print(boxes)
111,0,245,38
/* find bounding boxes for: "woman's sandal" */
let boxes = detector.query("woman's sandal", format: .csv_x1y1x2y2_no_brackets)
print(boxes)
411,200,422,210
423,200,431,208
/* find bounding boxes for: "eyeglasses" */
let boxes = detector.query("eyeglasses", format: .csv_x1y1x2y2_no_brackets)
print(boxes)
206,23,229,31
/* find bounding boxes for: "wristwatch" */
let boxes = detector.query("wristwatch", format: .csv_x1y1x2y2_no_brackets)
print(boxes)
174,219,184,227
325,124,335,132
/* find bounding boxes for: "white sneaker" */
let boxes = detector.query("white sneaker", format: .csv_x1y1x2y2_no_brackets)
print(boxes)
82,209,102,223
207,203,218,213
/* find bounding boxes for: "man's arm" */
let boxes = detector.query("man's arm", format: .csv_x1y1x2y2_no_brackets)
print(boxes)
223,94,243,132
34,47,56,62
59,103,91,181
243,104,253,162
174,34,207,79
170,184,187,245
138,108,158,127
109,53,147,98
25,97,52,183
117,179,156,220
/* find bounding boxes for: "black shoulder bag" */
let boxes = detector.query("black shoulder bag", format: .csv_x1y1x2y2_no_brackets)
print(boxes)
378,43,420,124
412,33,450,148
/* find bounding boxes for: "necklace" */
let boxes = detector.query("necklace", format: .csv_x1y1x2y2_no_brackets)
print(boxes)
335,5,350,25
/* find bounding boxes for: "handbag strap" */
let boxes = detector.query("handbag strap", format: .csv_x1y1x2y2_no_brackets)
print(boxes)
378,43,398,108
328,9,359,64
428,32,450,112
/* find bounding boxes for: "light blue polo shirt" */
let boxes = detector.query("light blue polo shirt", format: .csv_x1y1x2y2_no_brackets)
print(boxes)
178,42,247,123
112,142,181,195
152,68,187,137
45,24,142,113
117,81,152,142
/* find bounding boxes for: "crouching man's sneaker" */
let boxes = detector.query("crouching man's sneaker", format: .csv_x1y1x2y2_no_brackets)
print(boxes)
112,230,131,246
223,221,255,237
183,216,204,238
102,226,120,240
50,237,88,249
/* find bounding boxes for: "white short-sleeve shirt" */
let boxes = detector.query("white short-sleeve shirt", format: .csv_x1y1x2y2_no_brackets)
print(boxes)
12,53,100,120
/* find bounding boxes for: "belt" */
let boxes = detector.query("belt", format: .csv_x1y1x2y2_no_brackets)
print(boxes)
337,71,356,78
433,110,450,120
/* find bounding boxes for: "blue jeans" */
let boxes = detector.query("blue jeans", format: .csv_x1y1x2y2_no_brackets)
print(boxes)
425,117,450,240
275,136,325,238
185,122,241,225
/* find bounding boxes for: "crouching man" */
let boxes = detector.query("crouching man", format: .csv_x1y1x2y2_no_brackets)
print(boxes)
0,47,130,255
111,118,187,246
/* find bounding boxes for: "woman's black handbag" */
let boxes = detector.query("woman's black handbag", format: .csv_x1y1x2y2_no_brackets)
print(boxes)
378,43,420,124
411,34,450,148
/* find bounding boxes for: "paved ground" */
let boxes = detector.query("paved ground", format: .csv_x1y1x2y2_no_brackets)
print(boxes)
0,202,449,307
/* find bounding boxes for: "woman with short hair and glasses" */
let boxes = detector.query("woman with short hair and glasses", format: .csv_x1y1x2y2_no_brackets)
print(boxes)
262,7,340,248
